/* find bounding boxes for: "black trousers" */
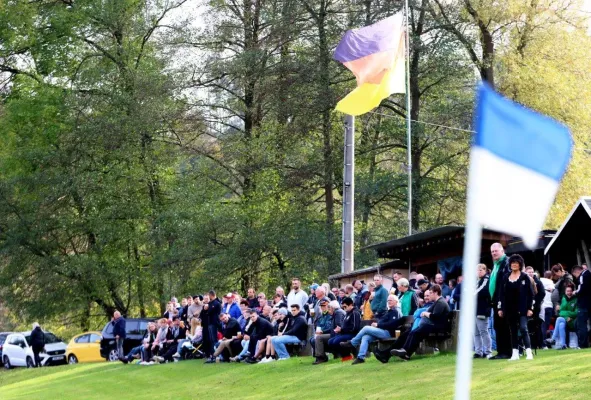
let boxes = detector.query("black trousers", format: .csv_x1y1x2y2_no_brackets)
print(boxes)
403,324,437,356
32,346,43,367
493,311,512,356
247,335,264,356
508,314,531,349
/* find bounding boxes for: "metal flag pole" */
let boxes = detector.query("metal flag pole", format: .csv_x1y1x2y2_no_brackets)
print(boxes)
341,115,355,274
404,0,412,235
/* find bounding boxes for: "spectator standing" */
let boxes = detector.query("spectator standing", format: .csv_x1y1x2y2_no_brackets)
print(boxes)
489,243,512,360
452,276,463,310
572,265,591,348
287,278,309,310
371,275,388,318
498,254,534,361
474,264,492,359
246,288,258,309
551,264,574,311
188,296,203,325
30,322,45,367
112,311,126,359
436,274,451,301
391,271,402,295
397,278,419,317
539,271,555,347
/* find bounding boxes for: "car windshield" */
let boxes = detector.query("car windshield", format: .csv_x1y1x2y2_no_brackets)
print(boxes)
44,332,60,344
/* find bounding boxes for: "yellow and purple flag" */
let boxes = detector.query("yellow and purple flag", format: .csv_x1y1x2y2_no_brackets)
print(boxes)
334,13,406,116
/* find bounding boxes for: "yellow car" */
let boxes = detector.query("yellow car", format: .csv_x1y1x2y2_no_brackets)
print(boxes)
66,332,103,364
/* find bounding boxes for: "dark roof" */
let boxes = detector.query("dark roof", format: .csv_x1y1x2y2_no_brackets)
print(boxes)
545,197,591,255
328,260,405,280
364,226,464,252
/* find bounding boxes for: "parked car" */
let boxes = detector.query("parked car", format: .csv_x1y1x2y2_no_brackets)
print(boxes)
3,331,67,369
100,318,154,362
66,331,103,364
0,332,11,366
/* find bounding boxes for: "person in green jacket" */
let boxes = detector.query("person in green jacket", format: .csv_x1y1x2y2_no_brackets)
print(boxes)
371,275,389,318
546,285,577,349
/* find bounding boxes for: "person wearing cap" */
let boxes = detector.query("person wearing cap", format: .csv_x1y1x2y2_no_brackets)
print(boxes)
417,278,431,306
310,299,332,363
222,293,242,319
287,278,309,310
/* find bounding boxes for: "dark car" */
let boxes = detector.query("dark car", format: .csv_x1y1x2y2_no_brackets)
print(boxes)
100,318,155,361
0,332,11,365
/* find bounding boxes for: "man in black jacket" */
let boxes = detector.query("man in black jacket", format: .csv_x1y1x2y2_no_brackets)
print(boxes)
208,313,242,362
203,290,222,361
244,310,274,363
341,295,402,365
30,323,45,367
572,265,591,348
157,316,187,362
112,311,126,359
391,284,450,361
270,304,308,360
489,243,512,359
328,297,361,358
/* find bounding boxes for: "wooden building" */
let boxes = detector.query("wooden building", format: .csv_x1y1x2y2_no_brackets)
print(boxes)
545,197,591,269
329,225,555,288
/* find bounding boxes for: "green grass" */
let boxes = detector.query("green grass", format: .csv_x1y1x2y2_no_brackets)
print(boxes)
0,350,589,399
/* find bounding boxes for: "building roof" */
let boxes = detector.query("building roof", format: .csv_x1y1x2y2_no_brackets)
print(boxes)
545,197,591,255
364,226,464,253
328,260,404,280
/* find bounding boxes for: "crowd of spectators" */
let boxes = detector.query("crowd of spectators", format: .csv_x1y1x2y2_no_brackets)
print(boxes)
113,242,591,366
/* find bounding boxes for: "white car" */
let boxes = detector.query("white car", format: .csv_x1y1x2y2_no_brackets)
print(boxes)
3,331,67,369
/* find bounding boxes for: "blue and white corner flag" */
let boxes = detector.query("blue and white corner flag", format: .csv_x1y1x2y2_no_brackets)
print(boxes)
469,83,573,248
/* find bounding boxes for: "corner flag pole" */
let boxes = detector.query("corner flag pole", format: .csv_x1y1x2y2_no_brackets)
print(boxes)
454,188,481,400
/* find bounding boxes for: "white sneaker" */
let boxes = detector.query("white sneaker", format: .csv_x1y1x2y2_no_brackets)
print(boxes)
172,353,180,358
259,357,271,363
525,348,533,360
509,349,519,361
148,361,155,365
277,357,289,361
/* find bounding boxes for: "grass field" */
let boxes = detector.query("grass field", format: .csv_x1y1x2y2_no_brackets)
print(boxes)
0,350,589,399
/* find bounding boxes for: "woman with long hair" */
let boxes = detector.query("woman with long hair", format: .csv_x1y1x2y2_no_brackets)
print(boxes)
498,254,534,361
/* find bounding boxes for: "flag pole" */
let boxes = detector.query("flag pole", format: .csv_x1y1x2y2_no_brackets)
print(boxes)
404,0,412,235
341,114,355,274
454,172,481,400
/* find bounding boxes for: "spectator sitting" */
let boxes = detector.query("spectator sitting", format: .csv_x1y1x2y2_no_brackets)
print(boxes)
237,306,251,331
272,293,287,311
323,283,336,301
546,284,577,350
329,297,361,358
310,299,332,363
397,278,420,317
312,300,345,365
270,304,308,360
312,286,330,320
244,310,274,364
391,284,450,361
156,316,187,363
417,279,431,306
257,308,290,363
207,313,242,362
353,280,367,310
261,305,273,321
342,295,402,365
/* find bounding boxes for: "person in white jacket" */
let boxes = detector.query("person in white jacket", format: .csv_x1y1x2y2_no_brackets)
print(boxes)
539,271,555,349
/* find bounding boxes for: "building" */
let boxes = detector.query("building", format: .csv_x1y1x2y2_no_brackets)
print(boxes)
329,226,555,288
545,197,591,269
